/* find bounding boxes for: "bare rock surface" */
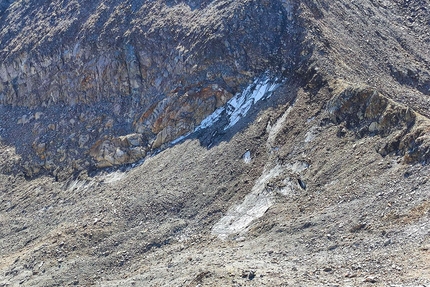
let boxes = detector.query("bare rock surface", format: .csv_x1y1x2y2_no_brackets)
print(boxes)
0,0,299,177
0,0,430,286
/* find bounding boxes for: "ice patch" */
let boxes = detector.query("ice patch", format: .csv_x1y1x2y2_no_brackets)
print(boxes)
212,165,283,240
243,150,251,163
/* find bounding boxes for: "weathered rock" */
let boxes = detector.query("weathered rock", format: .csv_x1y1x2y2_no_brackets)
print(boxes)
89,134,148,167
327,80,430,164
0,0,300,176
327,81,415,135
135,84,232,148
32,142,46,160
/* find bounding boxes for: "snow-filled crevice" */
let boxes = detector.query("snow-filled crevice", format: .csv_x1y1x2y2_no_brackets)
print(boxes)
198,75,280,132
170,75,281,146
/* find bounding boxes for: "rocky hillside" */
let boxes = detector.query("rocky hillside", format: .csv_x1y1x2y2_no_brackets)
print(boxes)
1,0,429,286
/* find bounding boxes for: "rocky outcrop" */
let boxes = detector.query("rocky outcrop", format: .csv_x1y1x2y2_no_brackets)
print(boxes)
328,81,430,164
1,0,430,178
134,84,232,149
2,1,430,286
0,0,297,107
89,134,148,168
0,0,301,177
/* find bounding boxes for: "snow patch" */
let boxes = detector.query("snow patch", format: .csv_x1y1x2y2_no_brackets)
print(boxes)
193,75,280,134
224,77,280,130
169,133,190,145
194,106,225,132
168,75,280,146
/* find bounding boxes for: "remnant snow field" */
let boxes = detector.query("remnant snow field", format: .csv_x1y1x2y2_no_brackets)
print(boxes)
195,75,280,133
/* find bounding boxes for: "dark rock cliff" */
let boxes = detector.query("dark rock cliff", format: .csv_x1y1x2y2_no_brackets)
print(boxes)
0,0,302,177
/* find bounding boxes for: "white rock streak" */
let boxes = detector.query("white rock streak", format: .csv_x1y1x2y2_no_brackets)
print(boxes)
212,102,295,240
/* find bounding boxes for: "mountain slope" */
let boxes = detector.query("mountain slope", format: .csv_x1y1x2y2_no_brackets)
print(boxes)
0,0,429,286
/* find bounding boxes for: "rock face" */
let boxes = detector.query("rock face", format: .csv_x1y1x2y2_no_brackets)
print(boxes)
1,0,429,178
0,0,301,177
89,133,148,168
328,81,430,164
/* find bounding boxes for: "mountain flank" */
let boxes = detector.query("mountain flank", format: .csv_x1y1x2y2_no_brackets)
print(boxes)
0,0,429,286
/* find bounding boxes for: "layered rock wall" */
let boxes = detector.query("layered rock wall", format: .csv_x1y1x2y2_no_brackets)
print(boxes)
0,0,301,177
0,0,297,107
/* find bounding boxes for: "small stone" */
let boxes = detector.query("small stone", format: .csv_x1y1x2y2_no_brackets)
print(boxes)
363,276,378,283
419,244,430,251
350,223,366,232
323,267,333,272
368,121,379,132
241,270,256,280
35,112,44,120
328,244,338,251
78,134,89,148
345,272,357,278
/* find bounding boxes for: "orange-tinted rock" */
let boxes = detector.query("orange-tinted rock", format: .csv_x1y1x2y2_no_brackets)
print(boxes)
89,134,147,167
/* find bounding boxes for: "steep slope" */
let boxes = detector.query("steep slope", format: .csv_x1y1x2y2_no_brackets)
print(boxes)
1,0,430,286
299,0,430,115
